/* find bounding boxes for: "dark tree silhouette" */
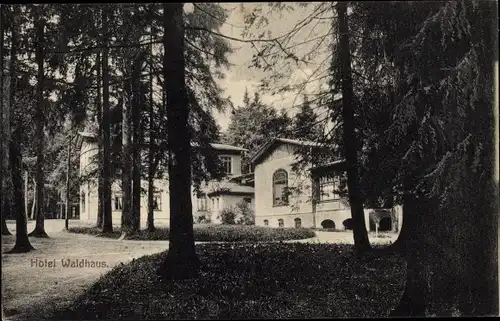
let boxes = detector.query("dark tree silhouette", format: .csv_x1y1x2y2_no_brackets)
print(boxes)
157,3,200,280
0,5,12,236
101,6,113,233
336,2,370,253
6,7,34,253
29,8,49,238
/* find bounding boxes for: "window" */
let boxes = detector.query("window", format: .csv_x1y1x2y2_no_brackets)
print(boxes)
212,198,215,210
153,193,161,211
278,218,284,228
220,156,232,175
114,195,123,211
273,169,289,206
294,218,302,228
197,194,207,211
243,197,252,204
319,175,340,201
264,219,269,226
81,192,86,213
216,197,220,209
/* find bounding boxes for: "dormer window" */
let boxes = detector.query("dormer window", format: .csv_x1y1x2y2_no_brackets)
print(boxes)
220,156,232,175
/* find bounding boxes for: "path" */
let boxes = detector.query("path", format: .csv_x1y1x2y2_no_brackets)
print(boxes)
2,220,168,321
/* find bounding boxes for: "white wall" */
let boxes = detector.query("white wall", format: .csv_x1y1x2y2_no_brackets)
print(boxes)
254,142,377,230
255,144,326,227
79,140,256,228
254,144,313,220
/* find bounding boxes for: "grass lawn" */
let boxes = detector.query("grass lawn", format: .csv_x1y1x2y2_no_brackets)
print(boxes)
44,243,405,319
68,224,316,242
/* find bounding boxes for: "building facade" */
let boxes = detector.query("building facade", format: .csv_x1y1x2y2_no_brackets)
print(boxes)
78,132,254,227
250,138,402,231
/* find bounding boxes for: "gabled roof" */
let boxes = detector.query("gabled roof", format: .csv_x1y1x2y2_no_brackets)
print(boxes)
249,137,323,166
78,132,247,152
210,143,247,152
206,181,255,197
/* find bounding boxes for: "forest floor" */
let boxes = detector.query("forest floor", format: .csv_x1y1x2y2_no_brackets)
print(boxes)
2,219,400,320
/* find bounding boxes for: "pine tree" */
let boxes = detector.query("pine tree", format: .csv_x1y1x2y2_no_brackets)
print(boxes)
157,3,199,280
291,95,323,141
29,6,49,238
101,5,113,233
335,1,370,253
0,4,12,236
6,5,34,253
224,88,292,172
345,1,498,315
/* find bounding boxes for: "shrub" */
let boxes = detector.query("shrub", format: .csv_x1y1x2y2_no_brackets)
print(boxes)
235,201,255,225
193,225,315,242
220,201,255,225
313,227,338,232
69,225,315,242
219,207,237,225
197,214,212,224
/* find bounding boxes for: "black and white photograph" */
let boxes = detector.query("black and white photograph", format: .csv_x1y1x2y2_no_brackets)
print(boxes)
1,2,499,319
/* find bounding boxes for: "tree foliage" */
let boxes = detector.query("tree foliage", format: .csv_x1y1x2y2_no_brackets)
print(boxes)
223,88,291,171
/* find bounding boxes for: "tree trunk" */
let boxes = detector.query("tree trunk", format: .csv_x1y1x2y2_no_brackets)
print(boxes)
121,26,133,232
147,35,155,232
147,169,155,232
390,194,428,316
493,9,500,316
24,171,29,219
0,6,11,236
31,178,36,220
101,6,113,233
58,191,62,219
336,2,370,253
121,83,133,232
65,133,71,230
6,8,34,253
158,3,199,280
7,138,35,253
96,51,103,228
131,52,143,232
29,12,48,238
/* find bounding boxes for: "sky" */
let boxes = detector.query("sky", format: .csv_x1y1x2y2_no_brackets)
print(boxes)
45,3,334,133
210,3,333,131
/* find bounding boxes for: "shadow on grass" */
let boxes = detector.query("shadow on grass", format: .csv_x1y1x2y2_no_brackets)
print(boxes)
40,243,405,320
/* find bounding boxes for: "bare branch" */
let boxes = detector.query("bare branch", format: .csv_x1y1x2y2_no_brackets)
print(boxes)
51,39,164,55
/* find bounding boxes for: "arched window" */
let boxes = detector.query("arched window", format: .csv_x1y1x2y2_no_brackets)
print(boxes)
294,218,302,228
278,218,284,228
263,219,269,226
273,169,289,206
